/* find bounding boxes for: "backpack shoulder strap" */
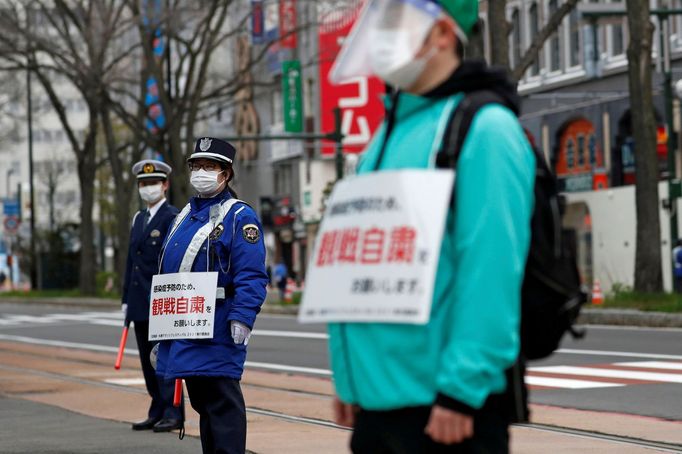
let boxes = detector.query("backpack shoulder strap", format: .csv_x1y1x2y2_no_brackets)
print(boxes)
436,90,507,170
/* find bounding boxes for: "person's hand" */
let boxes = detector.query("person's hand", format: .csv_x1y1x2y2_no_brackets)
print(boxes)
121,303,128,317
230,320,252,345
424,405,473,445
332,397,356,428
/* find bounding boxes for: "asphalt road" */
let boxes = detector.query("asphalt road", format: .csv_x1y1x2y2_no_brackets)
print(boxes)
2,302,682,420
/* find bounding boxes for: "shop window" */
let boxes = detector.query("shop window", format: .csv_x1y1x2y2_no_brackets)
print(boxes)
568,8,581,67
566,138,575,169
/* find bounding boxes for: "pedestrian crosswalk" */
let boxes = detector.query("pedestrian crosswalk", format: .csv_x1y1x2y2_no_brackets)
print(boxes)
0,311,123,327
528,361,682,390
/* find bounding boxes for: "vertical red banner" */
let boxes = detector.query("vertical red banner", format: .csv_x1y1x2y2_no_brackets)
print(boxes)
318,3,385,155
279,0,297,49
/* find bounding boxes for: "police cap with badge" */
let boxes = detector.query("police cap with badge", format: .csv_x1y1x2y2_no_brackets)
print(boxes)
188,137,237,165
132,159,172,181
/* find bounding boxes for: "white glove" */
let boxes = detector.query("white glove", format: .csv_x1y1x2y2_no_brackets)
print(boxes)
150,343,159,370
121,304,128,317
230,320,251,345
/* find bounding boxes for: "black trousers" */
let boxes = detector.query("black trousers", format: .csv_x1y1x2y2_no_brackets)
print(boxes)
185,377,246,454
133,320,184,421
350,406,509,454
675,276,682,293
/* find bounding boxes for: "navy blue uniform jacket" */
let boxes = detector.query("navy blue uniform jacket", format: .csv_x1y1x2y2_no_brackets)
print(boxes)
155,191,268,380
123,201,180,321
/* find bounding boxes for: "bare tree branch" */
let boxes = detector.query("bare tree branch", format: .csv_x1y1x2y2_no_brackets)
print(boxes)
512,0,580,81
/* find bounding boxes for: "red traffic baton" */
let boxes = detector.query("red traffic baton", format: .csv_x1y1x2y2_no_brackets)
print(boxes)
114,320,130,370
173,379,183,407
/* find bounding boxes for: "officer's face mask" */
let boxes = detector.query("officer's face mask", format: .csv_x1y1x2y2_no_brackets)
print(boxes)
329,0,442,87
138,183,164,204
190,169,225,195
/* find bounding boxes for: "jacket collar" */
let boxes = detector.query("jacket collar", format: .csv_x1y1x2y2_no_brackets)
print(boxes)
189,188,232,222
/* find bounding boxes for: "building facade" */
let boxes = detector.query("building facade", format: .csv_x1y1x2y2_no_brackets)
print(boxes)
486,0,682,291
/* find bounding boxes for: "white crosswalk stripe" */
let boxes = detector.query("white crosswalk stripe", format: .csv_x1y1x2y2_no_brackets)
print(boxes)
612,361,682,371
0,311,123,327
529,365,682,384
525,376,624,389
526,361,682,390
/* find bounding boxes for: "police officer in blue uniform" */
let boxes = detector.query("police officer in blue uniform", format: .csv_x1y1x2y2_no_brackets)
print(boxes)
155,138,268,454
122,159,184,432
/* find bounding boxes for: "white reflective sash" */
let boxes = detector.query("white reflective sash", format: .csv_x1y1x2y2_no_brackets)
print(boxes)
179,198,243,272
168,203,192,238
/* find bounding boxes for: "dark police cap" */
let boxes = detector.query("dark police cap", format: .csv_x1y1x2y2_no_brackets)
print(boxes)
131,159,172,181
188,137,236,165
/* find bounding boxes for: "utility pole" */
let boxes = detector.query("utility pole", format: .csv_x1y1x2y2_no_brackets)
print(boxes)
26,10,37,290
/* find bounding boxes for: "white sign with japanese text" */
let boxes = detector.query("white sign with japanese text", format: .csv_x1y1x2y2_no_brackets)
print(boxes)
148,272,218,340
299,169,455,324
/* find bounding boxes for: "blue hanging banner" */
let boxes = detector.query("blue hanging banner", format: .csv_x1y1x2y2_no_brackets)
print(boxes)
252,0,265,44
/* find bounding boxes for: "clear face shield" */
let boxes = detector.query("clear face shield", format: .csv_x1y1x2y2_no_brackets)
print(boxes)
330,0,443,85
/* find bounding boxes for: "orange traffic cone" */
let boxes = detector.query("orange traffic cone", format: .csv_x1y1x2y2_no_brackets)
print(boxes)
591,280,604,305
284,278,296,304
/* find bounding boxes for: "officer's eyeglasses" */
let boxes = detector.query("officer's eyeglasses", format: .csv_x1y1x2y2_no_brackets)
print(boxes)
188,161,220,172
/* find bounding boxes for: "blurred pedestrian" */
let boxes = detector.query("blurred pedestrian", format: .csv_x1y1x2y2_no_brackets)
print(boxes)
326,1,535,452
122,159,184,432
274,261,288,301
673,239,682,293
155,137,268,454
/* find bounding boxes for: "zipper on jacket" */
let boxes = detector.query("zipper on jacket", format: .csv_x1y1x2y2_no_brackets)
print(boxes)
339,324,359,403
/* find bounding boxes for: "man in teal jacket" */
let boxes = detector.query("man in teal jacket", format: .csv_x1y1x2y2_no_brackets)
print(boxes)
327,0,535,452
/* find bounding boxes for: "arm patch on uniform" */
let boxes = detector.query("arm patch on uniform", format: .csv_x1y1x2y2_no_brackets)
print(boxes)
242,224,260,244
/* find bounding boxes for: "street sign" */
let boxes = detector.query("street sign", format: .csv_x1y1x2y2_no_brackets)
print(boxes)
3,200,19,217
4,215,19,234
282,60,303,133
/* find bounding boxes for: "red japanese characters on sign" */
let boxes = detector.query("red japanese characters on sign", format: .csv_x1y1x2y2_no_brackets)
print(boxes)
316,226,417,267
152,296,206,316
279,0,297,49
318,3,385,155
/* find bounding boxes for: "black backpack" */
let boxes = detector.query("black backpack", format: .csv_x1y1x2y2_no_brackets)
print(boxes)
436,90,587,361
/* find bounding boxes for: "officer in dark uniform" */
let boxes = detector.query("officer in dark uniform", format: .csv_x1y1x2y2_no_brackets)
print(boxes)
156,138,268,454
122,159,184,432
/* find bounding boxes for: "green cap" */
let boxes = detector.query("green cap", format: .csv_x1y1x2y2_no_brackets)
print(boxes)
437,0,479,38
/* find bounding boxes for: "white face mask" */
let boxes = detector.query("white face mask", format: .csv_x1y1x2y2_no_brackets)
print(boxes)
369,29,437,90
190,169,224,195
138,183,164,204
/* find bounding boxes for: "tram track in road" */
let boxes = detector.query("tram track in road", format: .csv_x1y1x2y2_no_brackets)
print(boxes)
3,336,682,451
3,361,680,452
517,422,682,453
0,341,334,400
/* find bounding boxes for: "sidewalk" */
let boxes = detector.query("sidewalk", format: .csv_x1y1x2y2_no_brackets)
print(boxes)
2,339,679,454
0,395,202,454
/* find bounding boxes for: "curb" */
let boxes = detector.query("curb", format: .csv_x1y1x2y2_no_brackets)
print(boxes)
579,308,682,328
0,295,299,315
0,296,119,309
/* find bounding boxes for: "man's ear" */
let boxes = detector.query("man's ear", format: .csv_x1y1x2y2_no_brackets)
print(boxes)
432,16,459,51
